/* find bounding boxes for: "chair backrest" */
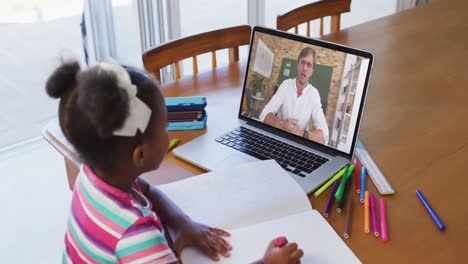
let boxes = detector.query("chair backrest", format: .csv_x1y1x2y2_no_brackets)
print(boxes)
142,25,252,82
276,0,351,37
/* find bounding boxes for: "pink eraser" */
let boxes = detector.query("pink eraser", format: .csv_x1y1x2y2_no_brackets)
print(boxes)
274,236,288,247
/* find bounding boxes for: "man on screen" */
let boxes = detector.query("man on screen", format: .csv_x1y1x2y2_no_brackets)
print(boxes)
259,47,329,144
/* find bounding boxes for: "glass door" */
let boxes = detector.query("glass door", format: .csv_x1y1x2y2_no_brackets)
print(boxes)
83,0,147,67
83,0,174,80
83,0,261,80
0,0,84,150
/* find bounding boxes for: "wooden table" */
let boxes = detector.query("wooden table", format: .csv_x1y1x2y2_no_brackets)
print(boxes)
43,0,467,262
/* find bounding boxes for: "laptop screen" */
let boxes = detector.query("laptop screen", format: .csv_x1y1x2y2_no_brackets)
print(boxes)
239,27,373,155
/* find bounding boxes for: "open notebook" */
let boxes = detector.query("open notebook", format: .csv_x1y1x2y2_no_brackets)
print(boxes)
158,160,360,263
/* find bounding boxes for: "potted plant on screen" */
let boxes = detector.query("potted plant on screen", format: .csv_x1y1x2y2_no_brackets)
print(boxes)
252,75,265,97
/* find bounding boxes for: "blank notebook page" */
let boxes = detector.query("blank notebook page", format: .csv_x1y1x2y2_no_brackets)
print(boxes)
158,160,312,230
181,210,361,264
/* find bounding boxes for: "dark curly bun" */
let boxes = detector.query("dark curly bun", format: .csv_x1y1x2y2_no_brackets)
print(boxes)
45,61,80,98
46,61,163,170
77,66,130,139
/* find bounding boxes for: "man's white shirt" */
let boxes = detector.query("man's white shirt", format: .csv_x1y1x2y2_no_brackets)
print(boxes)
259,78,329,144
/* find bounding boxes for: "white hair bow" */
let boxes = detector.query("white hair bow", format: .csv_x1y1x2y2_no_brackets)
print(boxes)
98,62,152,137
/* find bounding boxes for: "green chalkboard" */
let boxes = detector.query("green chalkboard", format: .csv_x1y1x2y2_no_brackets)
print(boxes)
277,58,333,112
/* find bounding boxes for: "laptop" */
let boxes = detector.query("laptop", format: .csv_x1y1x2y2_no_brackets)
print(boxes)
173,26,374,194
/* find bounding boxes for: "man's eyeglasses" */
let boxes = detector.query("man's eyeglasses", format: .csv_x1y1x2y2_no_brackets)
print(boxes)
299,59,314,69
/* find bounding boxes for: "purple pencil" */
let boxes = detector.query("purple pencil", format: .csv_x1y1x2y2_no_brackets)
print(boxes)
324,180,340,218
369,192,380,237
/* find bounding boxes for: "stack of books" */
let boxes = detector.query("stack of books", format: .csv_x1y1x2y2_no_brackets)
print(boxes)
165,96,207,131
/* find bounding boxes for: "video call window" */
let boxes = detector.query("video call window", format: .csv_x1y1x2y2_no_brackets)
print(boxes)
241,32,370,154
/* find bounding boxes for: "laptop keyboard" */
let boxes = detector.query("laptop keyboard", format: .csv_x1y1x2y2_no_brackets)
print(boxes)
215,127,329,177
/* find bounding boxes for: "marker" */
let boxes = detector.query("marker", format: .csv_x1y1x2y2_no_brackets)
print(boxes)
344,197,353,239
354,158,361,193
168,138,180,151
324,180,340,218
369,192,379,237
364,191,370,233
314,167,346,197
335,165,354,202
274,236,288,247
360,166,367,203
380,198,388,243
416,189,446,231
337,176,352,213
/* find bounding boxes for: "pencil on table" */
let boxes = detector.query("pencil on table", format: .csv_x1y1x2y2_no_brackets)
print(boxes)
354,158,361,194
314,167,346,197
168,138,180,151
360,166,367,203
324,180,340,218
335,165,354,202
344,197,353,239
364,191,370,233
380,198,388,243
369,192,380,237
337,176,353,213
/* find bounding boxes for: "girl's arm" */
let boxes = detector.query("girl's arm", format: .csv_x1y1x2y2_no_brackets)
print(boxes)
137,178,232,261
137,177,190,228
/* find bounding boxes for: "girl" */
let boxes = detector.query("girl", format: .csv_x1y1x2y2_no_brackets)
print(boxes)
46,61,303,263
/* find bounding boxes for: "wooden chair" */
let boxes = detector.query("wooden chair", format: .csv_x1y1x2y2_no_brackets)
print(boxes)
143,25,252,82
276,0,351,37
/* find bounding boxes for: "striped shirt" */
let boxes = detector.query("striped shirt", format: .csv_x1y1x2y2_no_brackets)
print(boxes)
63,165,178,264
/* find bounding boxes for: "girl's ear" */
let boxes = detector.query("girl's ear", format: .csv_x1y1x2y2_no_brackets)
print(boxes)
132,144,145,170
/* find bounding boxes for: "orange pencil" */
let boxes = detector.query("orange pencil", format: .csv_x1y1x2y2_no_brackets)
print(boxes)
364,191,370,233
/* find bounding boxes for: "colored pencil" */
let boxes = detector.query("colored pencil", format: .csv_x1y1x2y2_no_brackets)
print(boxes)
360,166,366,203
416,189,446,231
369,192,380,237
337,176,353,213
380,198,388,243
314,167,346,197
324,180,340,218
335,165,354,202
344,197,353,239
354,157,361,193
364,191,370,233
168,138,180,151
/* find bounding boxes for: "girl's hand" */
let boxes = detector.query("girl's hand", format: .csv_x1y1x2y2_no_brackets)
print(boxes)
258,239,304,264
172,220,232,261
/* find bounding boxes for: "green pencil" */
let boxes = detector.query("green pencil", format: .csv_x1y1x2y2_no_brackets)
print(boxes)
335,165,355,202
313,166,347,197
